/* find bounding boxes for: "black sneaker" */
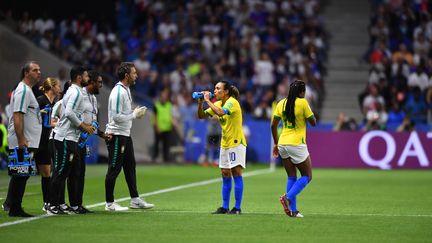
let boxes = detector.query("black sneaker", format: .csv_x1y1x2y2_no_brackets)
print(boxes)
42,203,50,212
72,206,93,214
59,203,73,214
47,206,68,215
212,207,228,214
80,206,93,213
9,207,33,217
228,207,241,215
71,206,87,214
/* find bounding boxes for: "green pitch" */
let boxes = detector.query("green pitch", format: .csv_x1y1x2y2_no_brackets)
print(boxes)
0,165,431,242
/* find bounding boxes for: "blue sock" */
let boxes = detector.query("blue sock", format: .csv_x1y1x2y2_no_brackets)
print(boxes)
222,177,232,209
287,176,297,211
233,176,243,209
287,176,309,202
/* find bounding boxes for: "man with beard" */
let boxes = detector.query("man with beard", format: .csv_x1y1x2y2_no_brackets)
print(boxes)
48,66,95,215
104,62,154,211
68,70,109,214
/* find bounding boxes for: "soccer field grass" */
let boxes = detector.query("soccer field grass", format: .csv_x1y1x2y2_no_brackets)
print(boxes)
0,164,431,242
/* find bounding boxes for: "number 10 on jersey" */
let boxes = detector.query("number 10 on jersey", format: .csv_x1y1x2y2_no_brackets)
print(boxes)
229,152,236,162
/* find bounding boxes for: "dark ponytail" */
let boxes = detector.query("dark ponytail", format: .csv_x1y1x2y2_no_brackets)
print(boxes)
220,80,240,100
285,80,306,128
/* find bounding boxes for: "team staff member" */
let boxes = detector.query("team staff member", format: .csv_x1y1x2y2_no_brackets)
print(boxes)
105,62,154,211
47,81,71,213
271,80,316,218
5,61,42,217
197,81,246,215
68,70,108,214
48,66,95,215
35,77,61,211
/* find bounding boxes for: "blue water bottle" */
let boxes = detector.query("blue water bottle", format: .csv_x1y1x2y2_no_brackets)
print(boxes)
192,92,214,99
78,121,99,148
41,105,52,128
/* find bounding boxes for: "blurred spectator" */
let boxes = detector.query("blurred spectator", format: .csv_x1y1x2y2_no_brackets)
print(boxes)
0,116,7,169
333,112,358,131
153,89,173,163
56,67,68,88
241,90,255,115
253,52,274,94
387,101,406,125
407,65,429,92
158,15,178,40
362,84,386,119
33,13,55,35
198,117,220,167
170,62,192,94
392,43,414,66
396,116,416,132
426,86,432,123
365,102,388,130
0,105,8,126
404,86,427,124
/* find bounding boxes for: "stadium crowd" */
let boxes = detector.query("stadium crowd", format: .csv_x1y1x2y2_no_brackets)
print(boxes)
7,0,327,122
359,0,432,131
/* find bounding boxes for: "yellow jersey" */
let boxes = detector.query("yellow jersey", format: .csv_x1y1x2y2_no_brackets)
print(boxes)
205,97,247,148
273,98,314,145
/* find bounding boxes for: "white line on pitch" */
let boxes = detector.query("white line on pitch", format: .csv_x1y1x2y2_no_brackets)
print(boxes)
68,209,432,218
0,168,273,228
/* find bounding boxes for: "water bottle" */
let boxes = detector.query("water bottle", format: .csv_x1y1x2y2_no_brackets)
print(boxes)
192,92,214,99
41,105,52,128
78,121,99,148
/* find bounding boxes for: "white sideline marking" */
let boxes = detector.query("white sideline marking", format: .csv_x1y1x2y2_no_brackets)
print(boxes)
53,209,432,218
0,168,273,228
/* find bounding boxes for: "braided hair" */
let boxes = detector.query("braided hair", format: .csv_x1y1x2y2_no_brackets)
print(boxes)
285,80,306,128
220,80,240,100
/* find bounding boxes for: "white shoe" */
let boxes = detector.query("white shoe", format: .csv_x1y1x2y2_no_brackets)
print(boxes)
60,203,73,214
130,198,154,209
42,203,50,212
292,211,304,218
105,202,129,211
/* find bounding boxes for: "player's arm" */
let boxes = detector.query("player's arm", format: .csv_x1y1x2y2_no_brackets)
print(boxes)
12,87,29,147
203,91,225,117
197,98,209,119
271,100,285,158
307,115,316,126
271,116,280,145
97,128,111,141
271,115,281,158
206,101,225,117
13,112,27,147
303,99,316,127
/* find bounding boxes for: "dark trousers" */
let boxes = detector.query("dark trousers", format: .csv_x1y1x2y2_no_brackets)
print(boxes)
68,146,86,207
105,135,138,203
153,131,171,162
49,138,66,205
50,139,77,206
5,148,36,212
